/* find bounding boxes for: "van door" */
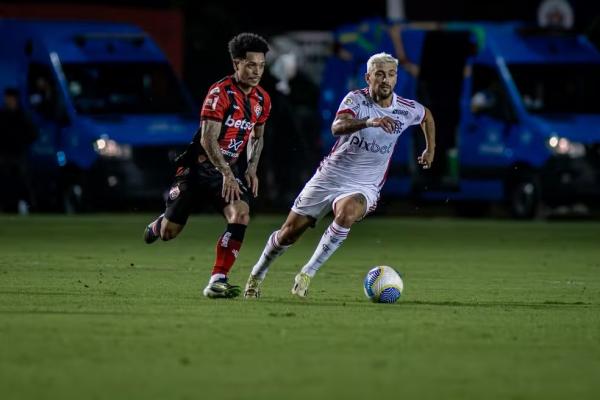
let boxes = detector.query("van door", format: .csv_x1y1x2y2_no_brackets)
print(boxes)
26,62,69,208
413,30,472,192
460,64,518,183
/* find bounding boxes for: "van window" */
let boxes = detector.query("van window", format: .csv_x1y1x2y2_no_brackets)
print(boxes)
509,64,600,114
470,65,515,121
62,62,193,115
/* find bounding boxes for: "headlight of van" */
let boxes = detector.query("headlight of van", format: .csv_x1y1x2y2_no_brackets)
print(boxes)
93,136,132,159
547,135,586,158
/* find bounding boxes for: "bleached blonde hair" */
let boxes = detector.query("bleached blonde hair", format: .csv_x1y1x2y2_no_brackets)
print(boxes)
366,52,399,73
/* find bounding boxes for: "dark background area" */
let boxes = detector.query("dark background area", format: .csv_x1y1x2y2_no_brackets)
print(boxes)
1,0,599,215
3,0,599,99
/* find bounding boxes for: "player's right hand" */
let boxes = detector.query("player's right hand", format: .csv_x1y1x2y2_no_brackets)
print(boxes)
367,116,397,134
222,173,242,203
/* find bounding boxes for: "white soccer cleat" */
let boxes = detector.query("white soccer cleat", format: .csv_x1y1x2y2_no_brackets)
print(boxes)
244,275,263,299
291,272,311,298
202,279,241,299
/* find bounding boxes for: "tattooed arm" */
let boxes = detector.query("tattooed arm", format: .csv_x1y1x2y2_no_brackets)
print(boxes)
200,119,241,203
245,124,265,197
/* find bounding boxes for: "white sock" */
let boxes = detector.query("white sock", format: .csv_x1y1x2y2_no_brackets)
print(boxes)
301,221,350,277
251,230,290,280
209,273,226,284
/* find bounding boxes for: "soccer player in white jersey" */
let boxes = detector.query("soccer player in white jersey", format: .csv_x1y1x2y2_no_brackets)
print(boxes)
244,52,436,298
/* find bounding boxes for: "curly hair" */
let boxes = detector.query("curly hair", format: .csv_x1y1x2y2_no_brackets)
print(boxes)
228,33,269,59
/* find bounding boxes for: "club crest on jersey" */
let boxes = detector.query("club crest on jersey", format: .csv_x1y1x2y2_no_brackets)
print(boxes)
254,104,262,117
169,185,180,200
228,138,244,151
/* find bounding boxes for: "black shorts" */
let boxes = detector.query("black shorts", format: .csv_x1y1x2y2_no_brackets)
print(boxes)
164,161,251,225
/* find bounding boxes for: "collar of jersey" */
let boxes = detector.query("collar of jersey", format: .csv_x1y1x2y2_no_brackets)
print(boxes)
230,74,256,97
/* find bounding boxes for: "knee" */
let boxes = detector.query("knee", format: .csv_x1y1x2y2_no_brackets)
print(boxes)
279,223,300,245
229,211,250,225
334,208,360,228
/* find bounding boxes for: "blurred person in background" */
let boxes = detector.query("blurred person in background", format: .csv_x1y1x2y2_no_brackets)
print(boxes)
29,75,57,120
0,88,38,214
261,49,320,208
244,52,435,299
143,33,271,299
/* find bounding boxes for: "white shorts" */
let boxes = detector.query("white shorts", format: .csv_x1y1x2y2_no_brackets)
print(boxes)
291,173,379,221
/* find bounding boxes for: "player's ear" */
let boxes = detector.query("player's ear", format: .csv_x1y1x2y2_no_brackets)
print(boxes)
364,72,371,85
232,58,240,72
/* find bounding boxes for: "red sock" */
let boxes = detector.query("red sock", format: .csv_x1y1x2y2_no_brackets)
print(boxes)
211,224,246,277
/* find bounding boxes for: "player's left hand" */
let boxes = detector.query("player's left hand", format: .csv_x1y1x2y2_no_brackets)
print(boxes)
418,148,435,169
245,169,259,197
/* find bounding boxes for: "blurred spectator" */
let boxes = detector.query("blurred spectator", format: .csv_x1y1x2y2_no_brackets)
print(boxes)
261,50,320,208
28,73,58,120
0,88,38,214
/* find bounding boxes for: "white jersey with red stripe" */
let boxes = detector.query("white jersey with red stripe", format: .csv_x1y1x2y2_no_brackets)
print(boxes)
318,88,425,189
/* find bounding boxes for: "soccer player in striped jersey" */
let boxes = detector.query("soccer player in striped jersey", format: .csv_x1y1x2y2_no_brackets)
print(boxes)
244,52,435,298
143,33,271,299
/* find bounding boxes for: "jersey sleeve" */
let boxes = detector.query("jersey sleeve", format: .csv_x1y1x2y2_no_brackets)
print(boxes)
336,91,362,118
200,84,229,122
256,90,271,125
411,101,426,126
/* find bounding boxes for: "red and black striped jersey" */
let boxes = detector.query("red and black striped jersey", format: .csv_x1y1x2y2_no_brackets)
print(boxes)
177,75,271,167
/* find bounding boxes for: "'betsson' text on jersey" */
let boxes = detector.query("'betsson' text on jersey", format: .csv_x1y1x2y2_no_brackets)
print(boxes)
224,115,255,131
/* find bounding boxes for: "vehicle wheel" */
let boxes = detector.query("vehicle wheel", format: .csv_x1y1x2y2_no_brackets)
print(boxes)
507,175,540,219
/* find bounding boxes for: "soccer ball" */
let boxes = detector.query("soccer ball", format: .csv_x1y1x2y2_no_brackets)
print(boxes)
363,266,404,303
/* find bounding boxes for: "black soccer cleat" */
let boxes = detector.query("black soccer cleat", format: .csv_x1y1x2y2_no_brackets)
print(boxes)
143,224,159,244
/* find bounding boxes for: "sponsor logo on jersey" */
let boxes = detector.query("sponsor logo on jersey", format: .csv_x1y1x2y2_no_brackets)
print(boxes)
220,148,239,158
228,138,244,151
350,136,393,154
393,109,409,116
224,115,255,131
361,100,374,108
204,95,219,110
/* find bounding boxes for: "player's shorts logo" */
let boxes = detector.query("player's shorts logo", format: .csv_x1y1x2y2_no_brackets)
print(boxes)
169,185,180,200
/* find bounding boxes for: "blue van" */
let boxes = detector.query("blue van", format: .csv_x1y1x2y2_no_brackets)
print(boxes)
0,19,198,211
320,21,600,218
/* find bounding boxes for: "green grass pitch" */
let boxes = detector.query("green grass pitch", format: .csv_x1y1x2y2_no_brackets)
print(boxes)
1,214,599,400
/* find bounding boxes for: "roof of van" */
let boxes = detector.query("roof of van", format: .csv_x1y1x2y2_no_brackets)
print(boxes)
0,19,166,62
463,22,600,64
